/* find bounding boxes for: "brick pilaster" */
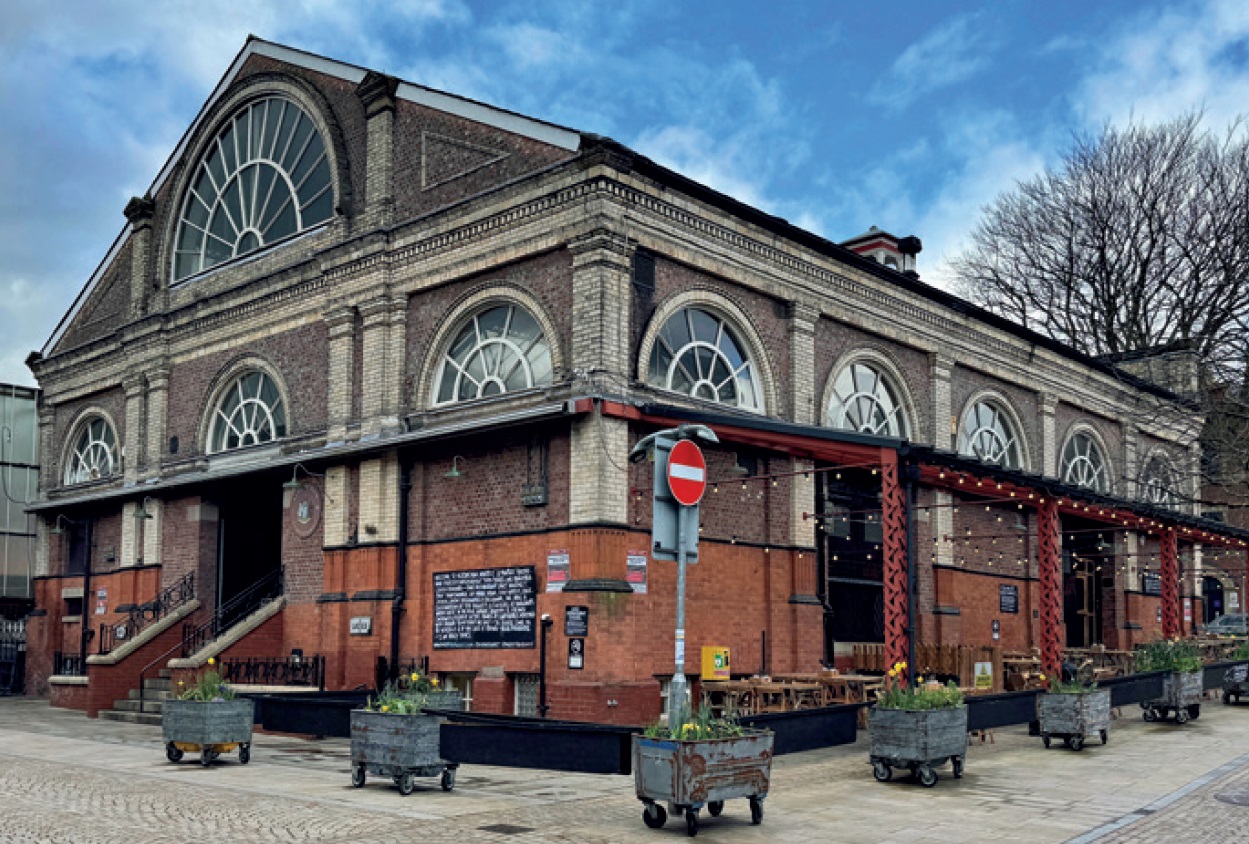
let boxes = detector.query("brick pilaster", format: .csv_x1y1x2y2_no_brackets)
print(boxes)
141,498,162,567
355,71,398,230
324,465,351,547
325,306,356,442
359,297,390,438
568,230,632,377
358,453,399,543
787,303,818,425
143,367,169,478
930,353,953,449
1040,392,1057,477
124,196,155,319
120,502,139,566
122,374,145,484
568,407,628,526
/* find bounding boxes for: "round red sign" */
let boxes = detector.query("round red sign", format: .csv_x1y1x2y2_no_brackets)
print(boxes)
667,439,707,506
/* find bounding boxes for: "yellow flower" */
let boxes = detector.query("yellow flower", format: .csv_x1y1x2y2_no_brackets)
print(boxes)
207,657,215,666
178,680,184,686
900,661,908,669
380,704,390,713
1039,674,1047,682
431,677,439,687
917,676,924,684
410,672,420,683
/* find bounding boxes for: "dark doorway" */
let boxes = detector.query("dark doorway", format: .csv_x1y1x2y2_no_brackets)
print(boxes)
1203,576,1225,624
1062,519,1109,648
818,466,884,659
214,478,283,628
66,519,92,576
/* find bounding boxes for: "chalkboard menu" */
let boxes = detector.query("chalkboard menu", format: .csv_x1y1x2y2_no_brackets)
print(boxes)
433,566,537,649
1142,572,1162,596
999,584,1019,614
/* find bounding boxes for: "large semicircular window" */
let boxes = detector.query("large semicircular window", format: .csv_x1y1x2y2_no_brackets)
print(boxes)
647,307,763,412
173,97,333,281
1062,430,1110,493
957,400,1022,469
827,361,910,437
434,304,554,404
207,371,288,453
64,417,118,485
1140,455,1178,508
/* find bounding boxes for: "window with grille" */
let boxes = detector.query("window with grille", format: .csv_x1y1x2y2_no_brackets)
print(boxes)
513,673,540,717
206,371,287,454
64,417,118,485
433,304,553,405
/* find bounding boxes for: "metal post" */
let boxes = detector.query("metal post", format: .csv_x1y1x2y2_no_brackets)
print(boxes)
669,506,689,731
538,614,552,718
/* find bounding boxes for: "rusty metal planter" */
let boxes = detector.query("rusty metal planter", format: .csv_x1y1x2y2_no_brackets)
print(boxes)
1142,670,1203,724
1037,689,1110,751
349,691,462,795
632,730,773,836
868,705,967,787
162,698,254,766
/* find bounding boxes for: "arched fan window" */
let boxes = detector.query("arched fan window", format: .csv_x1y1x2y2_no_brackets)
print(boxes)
826,360,910,437
1062,430,1111,493
647,307,763,412
64,417,118,485
433,304,553,404
957,400,1022,469
173,97,333,281
207,371,287,453
1140,455,1178,508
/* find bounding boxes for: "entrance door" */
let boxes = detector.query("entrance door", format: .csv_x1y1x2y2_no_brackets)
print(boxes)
818,467,885,660
1063,553,1101,647
1204,576,1225,624
215,480,283,628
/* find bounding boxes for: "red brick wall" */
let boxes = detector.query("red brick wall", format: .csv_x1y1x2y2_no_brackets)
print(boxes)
49,681,89,710
53,241,132,353
85,616,203,717
931,566,1039,650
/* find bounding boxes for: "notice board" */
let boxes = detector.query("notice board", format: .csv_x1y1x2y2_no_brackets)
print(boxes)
433,566,537,649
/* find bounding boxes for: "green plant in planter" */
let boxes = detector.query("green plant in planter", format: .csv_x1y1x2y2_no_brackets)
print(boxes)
1047,673,1098,694
1233,643,1249,661
1135,638,1204,673
644,704,747,740
875,662,964,710
177,657,236,701
364,670,441,715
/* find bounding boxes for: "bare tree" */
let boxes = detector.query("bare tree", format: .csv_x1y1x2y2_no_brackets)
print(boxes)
953,113,1249,523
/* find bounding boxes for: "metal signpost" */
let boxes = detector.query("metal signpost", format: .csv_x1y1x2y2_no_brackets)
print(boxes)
629,424,718,731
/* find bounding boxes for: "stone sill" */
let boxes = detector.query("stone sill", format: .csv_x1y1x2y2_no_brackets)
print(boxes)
49,675,88,686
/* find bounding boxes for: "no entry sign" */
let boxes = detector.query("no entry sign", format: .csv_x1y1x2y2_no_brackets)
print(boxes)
667,439,707,506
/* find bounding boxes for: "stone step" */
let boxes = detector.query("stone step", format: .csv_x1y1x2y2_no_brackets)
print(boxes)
144,677,173,692
98,709,163,726
129,688,173,701
111,698,165,714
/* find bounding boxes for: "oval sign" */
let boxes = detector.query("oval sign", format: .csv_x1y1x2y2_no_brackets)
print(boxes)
667,439,707,506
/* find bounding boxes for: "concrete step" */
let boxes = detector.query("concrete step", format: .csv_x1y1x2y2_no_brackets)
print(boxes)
129,688,173,701
98,709,163,726
143,677,173,692
111,698,165,714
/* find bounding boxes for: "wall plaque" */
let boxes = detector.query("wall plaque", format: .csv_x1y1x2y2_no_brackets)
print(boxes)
999,584,1019,614
565,605,589,637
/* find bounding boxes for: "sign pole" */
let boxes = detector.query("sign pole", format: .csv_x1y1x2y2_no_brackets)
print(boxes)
669,505,689,731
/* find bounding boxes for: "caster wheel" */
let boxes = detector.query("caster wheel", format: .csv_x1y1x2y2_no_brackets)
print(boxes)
1143,708,1157,722
1070,735,1085,752
952,757,964,779
351,765,366,788
396,773,414,795
200,749,216,767
749,796,764,825
238,744,250,765
1188,705,1201,720
873,761,893,782
643,803,667,829
1100,730,1108,746
917,765,938,788
441,768,456,792
707,801,723,817
1224,692,1232,705
1042,734,1051,749
166,743,183,763
685,808,699,837
1175,709,1189,724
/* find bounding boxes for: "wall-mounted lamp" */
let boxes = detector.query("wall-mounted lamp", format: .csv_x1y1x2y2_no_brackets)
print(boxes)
135,496,157,521
728,453,751,477
50,514,74,536
282,463,324,490
444,455,467,479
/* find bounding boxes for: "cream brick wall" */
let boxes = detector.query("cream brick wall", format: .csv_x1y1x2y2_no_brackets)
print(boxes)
141,499,162,566
1040,393,1058,478
788,304,817,425
931,354,953,449
143,368,169,479
120,502,139,567
323,465,351,547
359,297,391,438
358,452,399,542
569,229,632,375
569,409,628,525
325,306,355,443
790,458,816,547
122,376,145,484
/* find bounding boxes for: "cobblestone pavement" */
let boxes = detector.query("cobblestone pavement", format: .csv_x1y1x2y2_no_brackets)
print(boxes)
0,697,1247,843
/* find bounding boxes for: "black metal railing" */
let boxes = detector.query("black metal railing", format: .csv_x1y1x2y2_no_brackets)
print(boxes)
220,655,325,689
98,573,195,655
181,567,284,658
53,650,85,677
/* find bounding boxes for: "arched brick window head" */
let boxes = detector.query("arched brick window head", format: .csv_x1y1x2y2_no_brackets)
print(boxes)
647,307,763,412
1062,431,1110,493
1140,455,1178,508
64,417,118,485
827,361,910,437
207,371,287,453
433,304,553,404
958,400,1022,469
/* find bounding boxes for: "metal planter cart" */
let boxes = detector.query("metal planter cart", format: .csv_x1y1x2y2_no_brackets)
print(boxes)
869,705,967,787
1142,670,1203,723
633,730,773,837
1223,664,1249,704
350,691,462,795
1037,689,1110,751
163,698,254,766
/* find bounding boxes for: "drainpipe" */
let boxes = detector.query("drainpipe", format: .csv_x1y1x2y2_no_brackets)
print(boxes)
390,459,411,683
904,462,918,687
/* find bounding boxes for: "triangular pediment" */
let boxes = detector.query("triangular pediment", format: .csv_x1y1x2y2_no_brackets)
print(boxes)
421,132,511,190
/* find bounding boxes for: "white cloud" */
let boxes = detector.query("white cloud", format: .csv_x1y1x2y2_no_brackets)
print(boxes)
868,15,992,112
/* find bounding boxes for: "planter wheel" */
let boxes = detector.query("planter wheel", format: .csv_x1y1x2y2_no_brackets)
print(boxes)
1224,691,1232,705
1175,709,1189,725
200,749,217,767
238,744,250,765
643,803,667,829
685,808,699,837
749,796,764,825
707,801,723,817
351,766,366,788
1143,708,1157,723
916,765,938,788
1068,735,1085,752
441,768,456,792
166,743,183,763
952,757,964,779
396,773,415,796
1100,730,1108,746
1188,705,1201,720
1041,734,1051,749
873,761,892,782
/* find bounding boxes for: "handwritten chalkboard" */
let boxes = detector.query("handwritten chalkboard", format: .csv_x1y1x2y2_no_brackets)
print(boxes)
433,566,536,649
999,584,1019,614
1142,572,1162,596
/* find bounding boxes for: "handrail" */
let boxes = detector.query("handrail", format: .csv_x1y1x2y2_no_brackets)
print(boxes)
138,567,284,706
98,573,194,655
181,568,284,658
220,655,325,689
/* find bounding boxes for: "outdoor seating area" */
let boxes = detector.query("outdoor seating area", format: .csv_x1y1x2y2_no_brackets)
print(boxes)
700,671,883,715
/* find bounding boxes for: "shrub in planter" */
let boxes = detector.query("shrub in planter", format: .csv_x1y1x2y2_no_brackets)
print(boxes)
1036,675,1110,751
1135,638,1204,723
869,662,966,788
351,671,462,794
163,657,254,766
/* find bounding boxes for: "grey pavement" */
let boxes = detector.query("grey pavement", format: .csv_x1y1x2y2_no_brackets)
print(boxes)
0,696,1247,842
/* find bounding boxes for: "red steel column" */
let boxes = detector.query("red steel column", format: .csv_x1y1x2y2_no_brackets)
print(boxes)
880,450,909,680
1038,498,1063,679
1161,527,1179,638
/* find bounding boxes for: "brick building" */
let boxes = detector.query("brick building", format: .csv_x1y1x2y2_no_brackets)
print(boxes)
24,39,1249,722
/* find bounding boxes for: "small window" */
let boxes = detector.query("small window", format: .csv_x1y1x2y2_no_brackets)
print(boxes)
1139,455,1178,509
647,307,763,412
438,672,474,711
207,371,287,454
64,417,118,485
1062,431,1110,493
513,673,540,717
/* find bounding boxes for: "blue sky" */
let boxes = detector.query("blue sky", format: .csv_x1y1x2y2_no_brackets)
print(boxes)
3,0,1249,386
